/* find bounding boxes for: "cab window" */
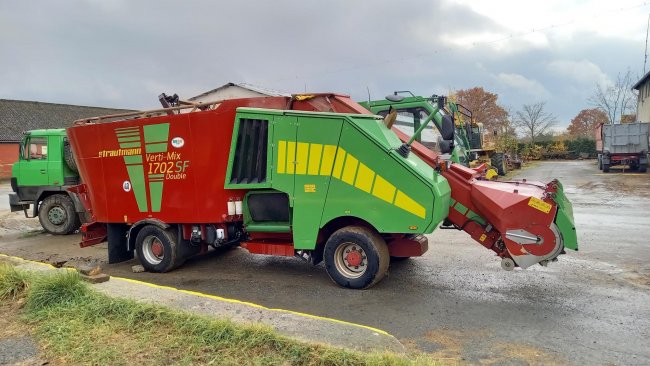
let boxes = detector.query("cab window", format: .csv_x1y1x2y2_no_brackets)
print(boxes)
22,137,48,160
378,107,443,152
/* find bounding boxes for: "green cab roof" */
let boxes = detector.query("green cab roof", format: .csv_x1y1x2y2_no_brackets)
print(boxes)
24,128,67,136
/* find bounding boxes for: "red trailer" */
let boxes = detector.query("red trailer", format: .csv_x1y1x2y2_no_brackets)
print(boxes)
68,95,369,264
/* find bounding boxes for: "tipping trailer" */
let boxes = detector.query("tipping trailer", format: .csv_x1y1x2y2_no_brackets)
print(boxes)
596,122,649,172
68,94,577,289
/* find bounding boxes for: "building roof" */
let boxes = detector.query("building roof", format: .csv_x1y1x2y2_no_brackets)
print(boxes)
189,82,289,101
632,70,650,90
0,99,134,142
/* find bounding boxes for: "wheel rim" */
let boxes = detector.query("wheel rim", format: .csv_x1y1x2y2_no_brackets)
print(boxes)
334,242,368,279
47,206,67,225
142,235,164,265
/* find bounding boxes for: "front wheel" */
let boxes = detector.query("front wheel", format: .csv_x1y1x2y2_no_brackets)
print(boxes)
324,226,389,289
38,194,80,235
135,225,184,273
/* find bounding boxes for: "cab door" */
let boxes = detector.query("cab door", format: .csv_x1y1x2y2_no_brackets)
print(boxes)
16,136,50,196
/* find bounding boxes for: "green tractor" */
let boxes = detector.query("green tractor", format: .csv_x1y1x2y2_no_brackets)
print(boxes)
360,92,509,176
8,129,85,235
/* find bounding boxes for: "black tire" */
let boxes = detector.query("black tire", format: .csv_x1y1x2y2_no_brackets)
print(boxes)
63,139,78,173
324,226,389,289
38,194,81,235
602,163,610,173
639,164,647,173
629,162,638,171
490,153,508,176
390,256,411,262
135,225,184,273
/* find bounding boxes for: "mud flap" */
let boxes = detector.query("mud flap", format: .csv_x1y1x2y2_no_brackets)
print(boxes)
107,223,134,264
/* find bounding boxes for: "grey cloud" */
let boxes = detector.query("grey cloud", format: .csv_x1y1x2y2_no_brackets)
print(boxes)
0,1,645,127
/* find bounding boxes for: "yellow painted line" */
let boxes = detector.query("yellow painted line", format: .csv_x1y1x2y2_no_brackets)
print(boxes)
593,173,647,176
320,145,336,176
307,143,322,175
277,140,286,174
0,253,58,269
112,276,391,336
0,253,391,337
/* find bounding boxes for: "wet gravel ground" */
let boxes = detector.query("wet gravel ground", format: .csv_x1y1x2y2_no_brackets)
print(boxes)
0,336,39,365
1,160,649,365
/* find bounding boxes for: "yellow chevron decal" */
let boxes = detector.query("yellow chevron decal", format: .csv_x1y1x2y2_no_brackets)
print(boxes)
276,140,426,219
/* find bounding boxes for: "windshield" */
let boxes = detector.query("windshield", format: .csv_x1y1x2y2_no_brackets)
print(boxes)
378,107,443,152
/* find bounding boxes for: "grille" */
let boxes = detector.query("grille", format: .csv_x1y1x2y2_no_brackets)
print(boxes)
230,118,268,184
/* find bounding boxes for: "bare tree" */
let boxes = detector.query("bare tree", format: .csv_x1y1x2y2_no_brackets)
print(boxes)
514,102,557,144
589,69,638,124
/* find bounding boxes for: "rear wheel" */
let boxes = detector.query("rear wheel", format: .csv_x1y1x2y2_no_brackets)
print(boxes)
135,225,184,272
38,194,80,235
490,153,508,176
639,164,647,173
324,226,389,289
390,256,411,262
602,163,610,173
629,161,638,171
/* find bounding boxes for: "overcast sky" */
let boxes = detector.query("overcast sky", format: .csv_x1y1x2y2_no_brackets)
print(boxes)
1,0,649,128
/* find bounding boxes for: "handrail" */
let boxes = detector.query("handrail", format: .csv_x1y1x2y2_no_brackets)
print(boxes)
73,99,226,125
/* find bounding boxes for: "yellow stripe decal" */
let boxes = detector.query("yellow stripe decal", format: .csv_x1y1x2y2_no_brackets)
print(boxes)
341,154,358,185
286,141,296,174
394,190,426,219
273,141,426,219
307,143,322,175
354,162,375,193
332,147,346,179
277,140,286,174
372,175,396,204
295,142,309,175
320,145,337,176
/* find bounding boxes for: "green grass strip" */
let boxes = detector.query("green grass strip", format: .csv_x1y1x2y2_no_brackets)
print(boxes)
0,264,438,366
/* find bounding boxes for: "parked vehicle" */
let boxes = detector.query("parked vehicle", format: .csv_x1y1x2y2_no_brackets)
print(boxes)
596,122,649,172
8,94,577,288
9,129,86,234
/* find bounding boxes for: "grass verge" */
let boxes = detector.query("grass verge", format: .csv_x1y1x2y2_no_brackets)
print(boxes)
0,264,437,366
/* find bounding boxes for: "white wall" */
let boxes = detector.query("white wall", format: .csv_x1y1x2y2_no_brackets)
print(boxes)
638,82,650,123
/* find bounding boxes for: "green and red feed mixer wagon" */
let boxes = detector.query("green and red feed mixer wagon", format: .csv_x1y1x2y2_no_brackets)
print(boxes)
67,94,577,289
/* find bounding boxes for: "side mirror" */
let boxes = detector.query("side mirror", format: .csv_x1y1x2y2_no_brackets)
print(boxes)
441,115,454,141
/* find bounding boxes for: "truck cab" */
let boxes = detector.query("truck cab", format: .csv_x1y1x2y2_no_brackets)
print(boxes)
9,129,83,234
360,93,471,166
